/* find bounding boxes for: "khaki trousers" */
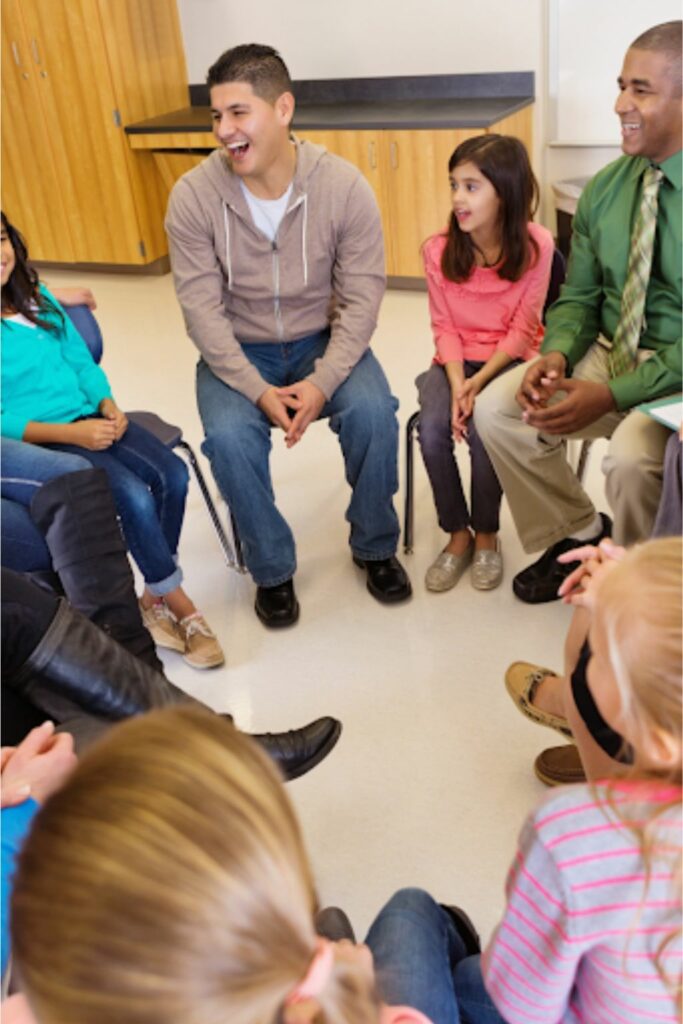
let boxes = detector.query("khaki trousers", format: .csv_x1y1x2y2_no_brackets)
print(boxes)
473,342,671,551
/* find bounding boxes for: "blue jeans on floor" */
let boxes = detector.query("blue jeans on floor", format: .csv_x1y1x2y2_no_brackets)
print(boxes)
47,420,189,596
197,331,400,587
1,439,92,572
365,888,504,1024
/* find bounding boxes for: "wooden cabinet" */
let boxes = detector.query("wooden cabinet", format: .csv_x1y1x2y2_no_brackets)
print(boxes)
1,0,187,265
297,109,532,278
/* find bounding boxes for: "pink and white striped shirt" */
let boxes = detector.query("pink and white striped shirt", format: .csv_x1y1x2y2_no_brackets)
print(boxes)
482,781,682,1024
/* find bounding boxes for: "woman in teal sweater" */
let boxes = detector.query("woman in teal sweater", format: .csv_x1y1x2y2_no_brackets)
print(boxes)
1,212,223,670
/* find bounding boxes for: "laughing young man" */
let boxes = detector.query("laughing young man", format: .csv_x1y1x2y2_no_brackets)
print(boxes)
475,20,682,604
166,44,410,627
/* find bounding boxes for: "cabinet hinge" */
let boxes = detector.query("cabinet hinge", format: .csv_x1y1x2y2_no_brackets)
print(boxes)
112,109,121,127
138,240,147,258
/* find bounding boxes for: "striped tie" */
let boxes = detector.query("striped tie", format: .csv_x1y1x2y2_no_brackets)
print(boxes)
608,164,664,378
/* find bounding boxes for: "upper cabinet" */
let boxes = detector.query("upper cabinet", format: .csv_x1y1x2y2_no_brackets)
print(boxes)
1,0,188,265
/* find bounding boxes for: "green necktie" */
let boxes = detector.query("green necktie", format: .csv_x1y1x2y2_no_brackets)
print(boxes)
608,164,664,378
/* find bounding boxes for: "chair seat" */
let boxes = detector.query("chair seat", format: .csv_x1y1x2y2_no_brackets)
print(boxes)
126,411,183,448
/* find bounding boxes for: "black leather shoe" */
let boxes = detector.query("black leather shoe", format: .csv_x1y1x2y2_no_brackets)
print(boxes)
353,556,412,604
440,904,481,956
251,716,342,781
512,513,612,604
255,579,300,628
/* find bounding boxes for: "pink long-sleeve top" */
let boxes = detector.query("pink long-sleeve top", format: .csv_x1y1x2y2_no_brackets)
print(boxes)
423,222,554,365
482,780,682,1024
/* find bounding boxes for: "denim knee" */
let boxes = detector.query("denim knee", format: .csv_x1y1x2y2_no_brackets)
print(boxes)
418,409,453,457
335,388,399,441
381,887,440,919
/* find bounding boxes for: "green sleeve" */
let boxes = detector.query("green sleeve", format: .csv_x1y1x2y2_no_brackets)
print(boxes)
609,338,682,410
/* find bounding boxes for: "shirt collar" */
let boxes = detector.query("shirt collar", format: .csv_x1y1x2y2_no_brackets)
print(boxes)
658,149,682,190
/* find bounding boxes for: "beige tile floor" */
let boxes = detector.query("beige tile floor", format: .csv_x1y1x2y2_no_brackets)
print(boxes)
44,266,609,943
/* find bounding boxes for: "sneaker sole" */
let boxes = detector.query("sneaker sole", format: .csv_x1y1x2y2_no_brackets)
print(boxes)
286,720,342,781
533,755,585,787
183,651,225,669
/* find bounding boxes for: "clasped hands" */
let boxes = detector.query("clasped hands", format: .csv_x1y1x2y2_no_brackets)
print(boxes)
516,352,615,434
68,398,128,451
451,374,483,442
258,380,326,448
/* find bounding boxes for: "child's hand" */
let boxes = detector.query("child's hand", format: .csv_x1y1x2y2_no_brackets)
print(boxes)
68,417,117,450
99,398,128,440
451,396,468,442
557,539,626,606
457,377,482,420
1,721,77,807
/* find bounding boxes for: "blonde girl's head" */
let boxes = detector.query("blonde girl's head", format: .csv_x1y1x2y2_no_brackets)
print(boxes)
11,707,379,1024
592,537,682,782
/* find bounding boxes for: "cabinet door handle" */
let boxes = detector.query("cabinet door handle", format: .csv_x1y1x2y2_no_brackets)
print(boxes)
11,41,23,67
368,141,377,169
390,141,398,170
30,38,42,64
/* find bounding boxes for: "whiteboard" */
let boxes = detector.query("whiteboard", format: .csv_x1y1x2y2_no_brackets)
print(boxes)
549,0,681,144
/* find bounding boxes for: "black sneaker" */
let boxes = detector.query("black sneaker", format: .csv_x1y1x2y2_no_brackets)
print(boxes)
512,513,612,604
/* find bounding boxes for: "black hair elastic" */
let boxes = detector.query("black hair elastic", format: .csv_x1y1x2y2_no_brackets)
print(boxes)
571,640,634,765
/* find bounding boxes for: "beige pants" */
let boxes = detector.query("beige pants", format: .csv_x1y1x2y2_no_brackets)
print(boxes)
474,342,670,551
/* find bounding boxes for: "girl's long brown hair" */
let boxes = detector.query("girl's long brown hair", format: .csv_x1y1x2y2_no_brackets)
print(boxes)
440,134,539,283
1,211,63,332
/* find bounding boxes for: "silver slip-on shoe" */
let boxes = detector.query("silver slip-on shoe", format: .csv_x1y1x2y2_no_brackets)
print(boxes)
471,543,503,590
425,539,474,592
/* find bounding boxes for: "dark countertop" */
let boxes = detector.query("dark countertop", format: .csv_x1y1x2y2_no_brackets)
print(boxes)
125,71,534,136
126,95,532,135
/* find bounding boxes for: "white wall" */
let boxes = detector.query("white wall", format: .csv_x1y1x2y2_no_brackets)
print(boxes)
175,0,670,231
177,0,543,81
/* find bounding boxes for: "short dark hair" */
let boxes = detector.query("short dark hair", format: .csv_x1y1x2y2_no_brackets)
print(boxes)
207,43,292,102
630,20,682,96
439,135,540,284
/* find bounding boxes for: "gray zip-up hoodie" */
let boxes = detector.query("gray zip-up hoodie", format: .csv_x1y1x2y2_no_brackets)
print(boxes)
165,138,386,403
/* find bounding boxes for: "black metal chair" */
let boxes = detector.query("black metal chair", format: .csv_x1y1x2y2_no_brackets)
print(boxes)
402,247,591,554
64,305,246,573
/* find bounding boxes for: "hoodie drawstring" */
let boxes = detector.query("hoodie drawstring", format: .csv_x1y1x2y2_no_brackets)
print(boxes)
223,202,233,291
300,193,308,286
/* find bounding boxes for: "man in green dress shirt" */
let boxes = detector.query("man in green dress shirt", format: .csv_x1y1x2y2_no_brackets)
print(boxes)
475,20,682,603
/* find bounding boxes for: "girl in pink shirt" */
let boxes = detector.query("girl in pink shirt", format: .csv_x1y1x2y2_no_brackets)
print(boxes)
418,135,553,593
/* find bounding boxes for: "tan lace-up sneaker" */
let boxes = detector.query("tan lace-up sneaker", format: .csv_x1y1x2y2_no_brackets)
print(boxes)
179,613,225,669
140,599,185,652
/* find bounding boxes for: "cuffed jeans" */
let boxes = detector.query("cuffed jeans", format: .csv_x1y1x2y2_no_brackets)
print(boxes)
197,331,400,587
417,362,517,535
1,439,91,572
366,888,504,1024
46,421,189,596
474,342,671,550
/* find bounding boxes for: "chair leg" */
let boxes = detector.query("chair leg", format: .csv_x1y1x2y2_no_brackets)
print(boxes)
403,411,420,554
176,440,247,573
576,440,592,485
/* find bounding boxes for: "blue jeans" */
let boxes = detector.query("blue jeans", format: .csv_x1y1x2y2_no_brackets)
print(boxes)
366,888,504,1024
47,421,189,596
196,331,400,586
1,439,92,572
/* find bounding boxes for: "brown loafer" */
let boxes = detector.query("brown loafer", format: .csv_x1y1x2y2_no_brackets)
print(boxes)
534,744,586,787
505,662,572,738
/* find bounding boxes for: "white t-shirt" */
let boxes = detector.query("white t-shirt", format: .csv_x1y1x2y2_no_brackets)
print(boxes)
239,180,293,242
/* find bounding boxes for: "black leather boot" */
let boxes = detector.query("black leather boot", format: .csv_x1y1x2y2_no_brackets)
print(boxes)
29,468,163,670
12,597,200,723
250,718,342,780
